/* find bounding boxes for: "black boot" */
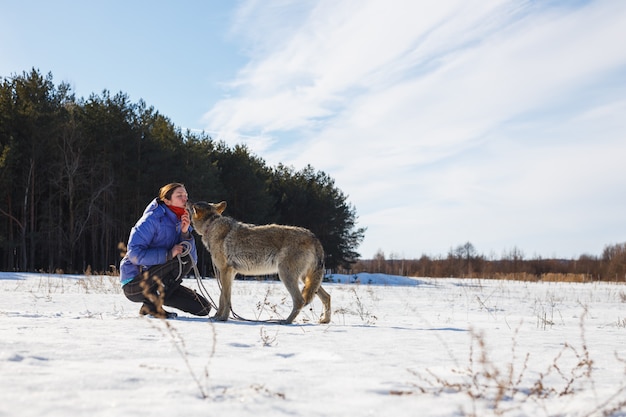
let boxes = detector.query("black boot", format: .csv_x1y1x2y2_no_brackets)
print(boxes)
139,303,177,319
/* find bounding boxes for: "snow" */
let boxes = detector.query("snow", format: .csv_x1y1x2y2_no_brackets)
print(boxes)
1,271,625,417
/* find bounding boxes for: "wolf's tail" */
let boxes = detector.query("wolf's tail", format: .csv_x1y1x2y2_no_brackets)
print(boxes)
302,240,325,305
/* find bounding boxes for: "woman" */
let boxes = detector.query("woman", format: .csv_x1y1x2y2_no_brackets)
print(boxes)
120,183,211,318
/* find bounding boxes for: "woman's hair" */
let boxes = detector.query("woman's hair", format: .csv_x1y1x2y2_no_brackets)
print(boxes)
159,182,185,201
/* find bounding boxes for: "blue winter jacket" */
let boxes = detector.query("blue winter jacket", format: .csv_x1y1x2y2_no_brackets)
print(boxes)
119,198,197,285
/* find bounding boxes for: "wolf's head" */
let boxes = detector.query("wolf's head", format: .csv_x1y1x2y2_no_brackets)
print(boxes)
188,201,227,235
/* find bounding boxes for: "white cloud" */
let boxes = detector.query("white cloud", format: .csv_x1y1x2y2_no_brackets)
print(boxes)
204,0,626,258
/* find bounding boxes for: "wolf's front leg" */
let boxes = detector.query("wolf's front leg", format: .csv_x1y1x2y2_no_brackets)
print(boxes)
215,267,235,321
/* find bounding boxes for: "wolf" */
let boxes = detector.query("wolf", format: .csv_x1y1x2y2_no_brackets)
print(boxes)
189,201,331,324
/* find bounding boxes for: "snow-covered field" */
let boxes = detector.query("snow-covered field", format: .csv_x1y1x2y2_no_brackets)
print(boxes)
1,272,625,417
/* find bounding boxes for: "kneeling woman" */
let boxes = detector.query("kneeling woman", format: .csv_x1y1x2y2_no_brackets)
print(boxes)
120,183,211,318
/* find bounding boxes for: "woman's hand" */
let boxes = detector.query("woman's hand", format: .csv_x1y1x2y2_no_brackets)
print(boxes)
181,211,190,234
171,243,185,258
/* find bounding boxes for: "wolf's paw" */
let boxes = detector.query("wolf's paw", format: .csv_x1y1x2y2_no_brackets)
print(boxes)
211,314,229,322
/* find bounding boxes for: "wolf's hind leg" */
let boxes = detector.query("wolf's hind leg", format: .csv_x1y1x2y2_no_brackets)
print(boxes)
316,286,331,324
279,267,305,324
283,301,304,325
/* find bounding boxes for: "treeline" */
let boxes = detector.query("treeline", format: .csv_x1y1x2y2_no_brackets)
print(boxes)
0,69,365,274
349,242,626,282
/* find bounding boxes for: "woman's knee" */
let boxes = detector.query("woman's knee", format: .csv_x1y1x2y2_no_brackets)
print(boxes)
123,280,146,303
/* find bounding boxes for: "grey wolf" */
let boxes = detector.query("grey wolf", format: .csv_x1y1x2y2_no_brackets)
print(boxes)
189,201,331,324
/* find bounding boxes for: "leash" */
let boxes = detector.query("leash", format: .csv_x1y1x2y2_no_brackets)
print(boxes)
177,241,219,311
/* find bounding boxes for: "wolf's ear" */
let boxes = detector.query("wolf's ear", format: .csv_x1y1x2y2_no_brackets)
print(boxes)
215,201,227,214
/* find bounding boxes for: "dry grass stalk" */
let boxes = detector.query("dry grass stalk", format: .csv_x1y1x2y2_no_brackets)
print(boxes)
405,309,625,416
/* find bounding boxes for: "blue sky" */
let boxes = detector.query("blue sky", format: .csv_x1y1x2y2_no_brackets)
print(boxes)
2,1,626,260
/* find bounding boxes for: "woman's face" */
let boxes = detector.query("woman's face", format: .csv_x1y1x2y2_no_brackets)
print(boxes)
164,186,188,208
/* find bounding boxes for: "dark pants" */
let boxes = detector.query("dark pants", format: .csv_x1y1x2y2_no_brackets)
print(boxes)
123,255,211,316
